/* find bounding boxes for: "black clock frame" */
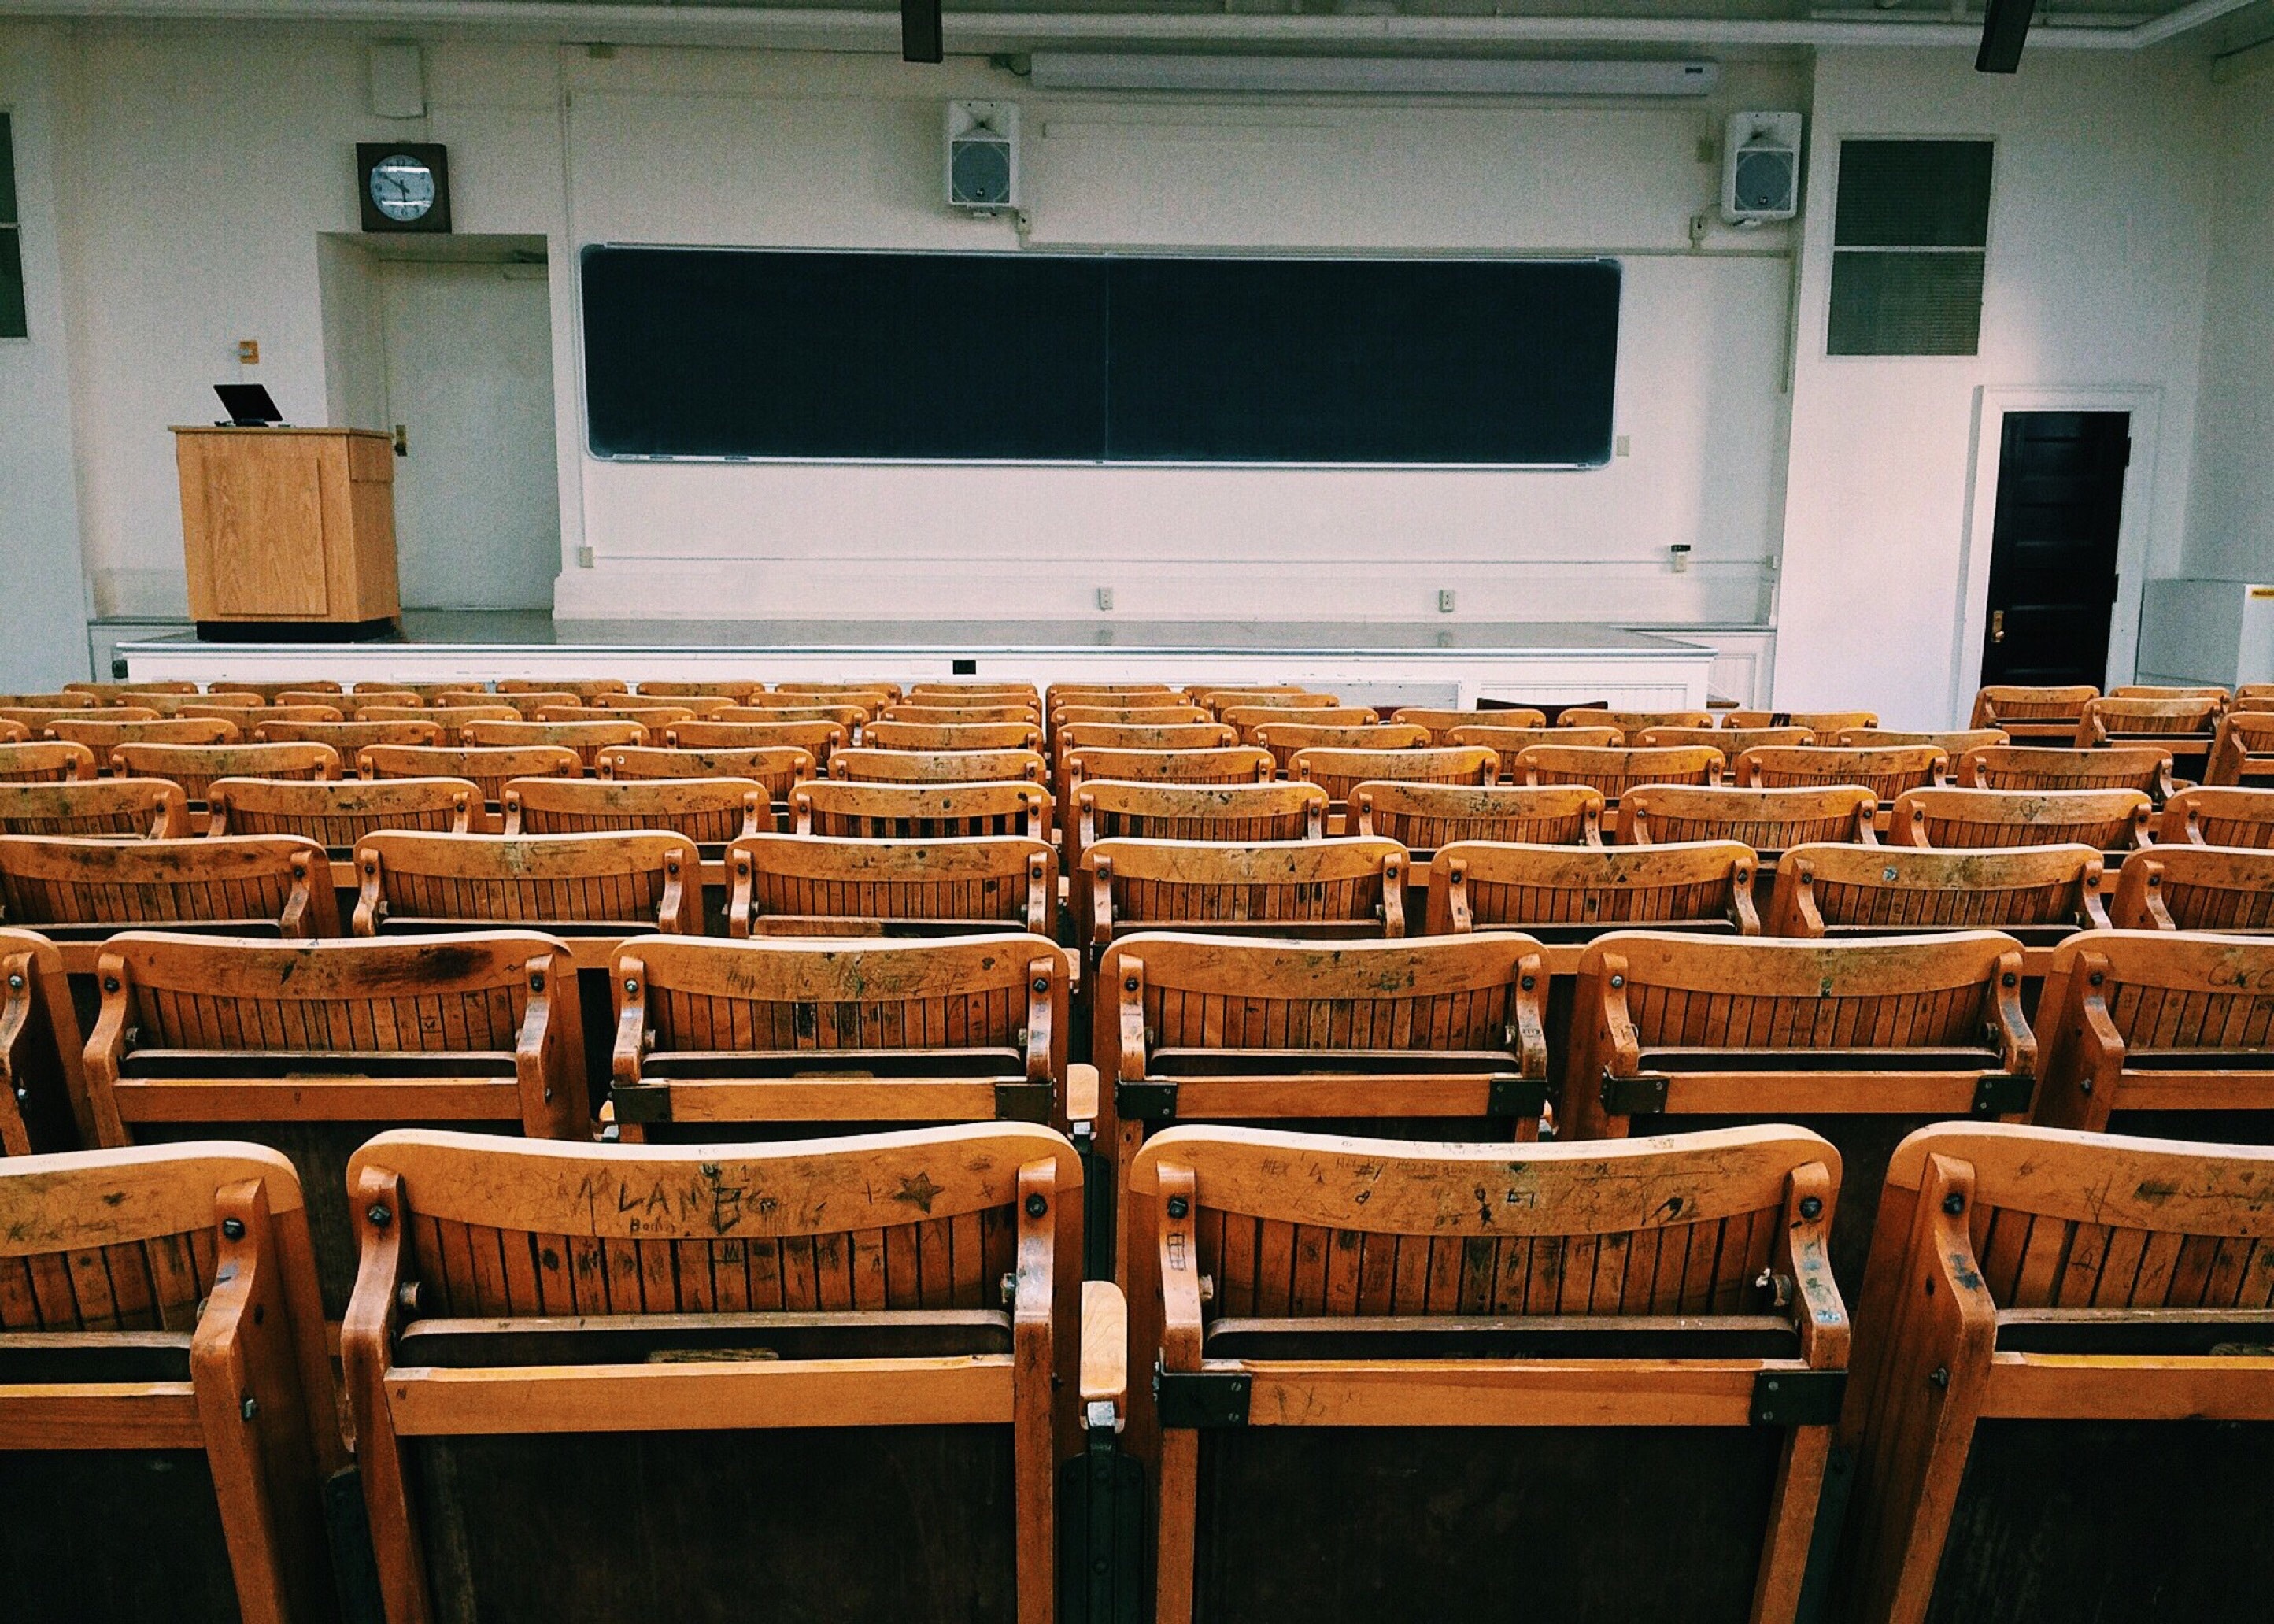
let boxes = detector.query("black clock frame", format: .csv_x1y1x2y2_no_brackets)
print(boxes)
356,142,452,235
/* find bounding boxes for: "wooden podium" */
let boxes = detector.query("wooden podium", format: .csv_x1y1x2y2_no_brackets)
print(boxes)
172,427,401,639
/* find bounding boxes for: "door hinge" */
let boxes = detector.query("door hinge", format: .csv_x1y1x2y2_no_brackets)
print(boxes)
1751,1368,1846,1427
1154,1362,1250,1429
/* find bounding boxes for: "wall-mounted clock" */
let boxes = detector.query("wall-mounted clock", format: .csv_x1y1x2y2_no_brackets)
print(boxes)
357,142,452,234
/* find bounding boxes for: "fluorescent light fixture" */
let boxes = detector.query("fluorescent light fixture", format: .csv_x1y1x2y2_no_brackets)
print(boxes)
1026,54,1721,95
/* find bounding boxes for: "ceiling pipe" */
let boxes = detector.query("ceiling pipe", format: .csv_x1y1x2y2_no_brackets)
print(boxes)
0,0,2252,52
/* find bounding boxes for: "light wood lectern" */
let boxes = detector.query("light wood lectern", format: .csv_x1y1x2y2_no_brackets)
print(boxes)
172,426,401,639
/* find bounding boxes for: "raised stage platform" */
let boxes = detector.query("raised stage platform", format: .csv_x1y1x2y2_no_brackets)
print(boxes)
120,612,1717,705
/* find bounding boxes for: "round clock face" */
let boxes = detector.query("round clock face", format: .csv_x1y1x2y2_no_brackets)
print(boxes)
368,154,438,222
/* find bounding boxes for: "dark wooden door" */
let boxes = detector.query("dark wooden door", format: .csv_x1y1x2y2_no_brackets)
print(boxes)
1980,411,2130,686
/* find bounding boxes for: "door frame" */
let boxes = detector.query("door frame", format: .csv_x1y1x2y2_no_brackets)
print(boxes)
1950,384,2161,723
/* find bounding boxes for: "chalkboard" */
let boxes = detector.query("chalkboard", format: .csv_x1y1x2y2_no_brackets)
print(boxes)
581,246,1619,466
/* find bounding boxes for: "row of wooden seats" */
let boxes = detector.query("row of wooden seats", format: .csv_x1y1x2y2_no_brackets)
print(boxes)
1973,681,2274,782
9,1114,2271,1622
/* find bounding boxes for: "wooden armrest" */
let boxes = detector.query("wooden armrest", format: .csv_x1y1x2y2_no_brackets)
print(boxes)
1067,1061,1100,1126
1082,1279,1128,1419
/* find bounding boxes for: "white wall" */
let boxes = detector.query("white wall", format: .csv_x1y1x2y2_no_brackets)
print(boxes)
1777,48,2216,727
0,24,91,687
2183,62,2274,583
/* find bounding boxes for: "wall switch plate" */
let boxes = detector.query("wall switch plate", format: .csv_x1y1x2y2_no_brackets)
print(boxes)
1615,435,1632,457
575,546,595,568
1096,587,1114,611
1438,590,1457,613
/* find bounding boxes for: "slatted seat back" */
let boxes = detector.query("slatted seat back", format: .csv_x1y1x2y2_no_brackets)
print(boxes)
1643,725,1814,753
1450,723,1622,771
504,775,769,845
1722,708,1880,734
257,718,442,754
1,705,145,733
1084,837,1409,949
0,741,98,783
1050,705,1211,731
1075,782,1327,874
1971,683,2098,742
593,693,737,718
48,716,237,768
1891,786,2152,850
290,690,420,716
439,689,580,718
716,701,876,734
233,680,341,700
357,703,520,745
636,679,767,702
1252,723,1425,777
1127,1123,1846,1624
867,719,1044,753
361,743,581,805
461,718,645,770
1837,726,2009,753
0,834,337,938
1049,682,1177,705
355,831,701,936
1558,708,1715,734
0,719,24,743
906,682,1039,703
64,679,199,699
2110,847,2274,934
730,834,1056,936
1058,723,1233,759
207,775,475,848
830,747,1047,785
496,677,627,697
667,719,847,765
350,680,457,697
128,691,266,717
1355,781,1603,850
1738,745,1948,799
109,740,342,804
1064,745,1273,795
1223,705,1379,741
0,927,86,1152
2205,710,2274,786
1293,744,1499,808
1620,783,1877,851
0,778,187,839
2160,784,2274,847
180,702,340,731
2113,683,2230,701
1191,685,1320,711
793,779,1052,841
1390,706,1547,744
1770,843,2106,941
0,690,97,707
771,679,903,701
1841,1124,2274,1624
1427,839,1758,938
881,703,1042,728
0,1142,342,1622
608,936,1072,1137
2078,694,2222,752
537,702,694,731
1515,744,1724,801
1566,929,2032,1285
599,744,816,799
1957,743,2174,799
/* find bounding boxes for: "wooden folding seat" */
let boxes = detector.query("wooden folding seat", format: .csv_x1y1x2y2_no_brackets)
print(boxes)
1252,722,1424,777
2109,846,2274,933
607,935,1074,1138
233,679,342,699
830,746,1048,785
0,718,24,744
1053,722,1237,815
64,679,200,698
1514,743,1724,801
771,678,904,701
361,743,580,807
1769,843,2107,943
713,701,872,734
882,704,1043,729
1970,683,2098,742
907,681,1038,700
282,689,419,716
667,718,846,767
1891,786,2153,851
793,779,1051,841
1293,744,1499,812
2203,708,2274,786
256,717,442,755
1721,708,1880,734
2234,682,2274,711
1063,745,1274,795
730,833,1054,937
1127,1123,1848,1624
0,834,337,941
1621,783,1877,853
504,775,770,845
1355,781,1603,853
0,925,87,1152
0,1141,345,1622
593,692,736,719
1050,682,1175,701
1565,930,2033,1285
350,679,460,697
1837,725,2008,753
129,690,268,717
598,744,816,801
359,702,519,745
1427,839,1758,939
343,1123,1084,1624
0,778,188,838
2160,783,2274,846
737,689,889,712
1188,683,1314,708
1643,724,1814,753
1051,705,1208,731
1450,723,1622,771
1558,707,1715,734
0,740,97,783
354,830,701,937
208,776,476,849
1391,705,1547,743
637,679,767,701
496,677,627,697
110,741,342,805
1958,742,2174,801
1738,744,1948,800
1083,838,1409,961
81,931,588,1311
439,689,581,718
2112,683,2229,701
1224,705,1379,742
2,705,148,734
0,691,88,708
1837,1123,2274,1624
48,716,237,768
1074,782,1327,872
182,703,340,731
867,719,1044,753
537,702,693,731
462,717,645,771
2076,695,2222,771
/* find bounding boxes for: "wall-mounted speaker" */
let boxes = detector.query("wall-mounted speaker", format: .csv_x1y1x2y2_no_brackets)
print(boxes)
1721,111,1803,226
946,101,1020,213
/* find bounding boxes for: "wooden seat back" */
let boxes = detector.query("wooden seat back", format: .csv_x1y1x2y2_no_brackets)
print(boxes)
1770,843,2106,941
504,775,771,845
2160,784,2274,847
361,743,581,805
593,693,737,718
1084,837,1410,952
1427,839,1758,938
438,689,579,718
599,745,815,798
881,703,1042,728
1074,782,1327,873
47,716,238,767
0,926,87,1152
830,747,1047,784
207,776,476,847
1064,745,1274,793
637,679,767,701
1450,723,1621,770
1643,725,1814,753
0,778,188,839
2112,683,2229,701
1620,783,1878,851
1391,705,1547,743
1,705,145,734
667,719,847,765
1252,723,1424,777
0,690,102,707
347,680,457,698
1223,705,1379,740
1293,744,1499,808
771,678,903,701
0,740,98,783
906,682,1038,702
495,677,627,697
1557,708,1714,734
2234,682,2274,710
1891,786,2153,850
2110,845,2274,933
715,701,874,734
355,830,701,936
538,702,696,730
1056,722,1230,756
1840,1123,2274,1624
1836,726,2008,753
0,718,24,743
2204,709,2274,786
609,935,1073,1136
1970,683,2097,742
730,834,1055,937
1127,1123,1846,1624
867,719,1044,753
0,834,337,938
0,1141,342,1622
1721,708,1879,734
793,779,1052,841
225,680,339,699
2077,694,2222,753
127,690,267,716
181,702,338,728
358,703,520,745
1355,781,1603,851
288,690,421,716
1738,745,1948,799
109,741,342,804
1050,705,1211,731
1515,744,1724,801
1193,686,1333,716
1957,743,2174,800
462,718,646,770
255,718,442,754
64,679,200,699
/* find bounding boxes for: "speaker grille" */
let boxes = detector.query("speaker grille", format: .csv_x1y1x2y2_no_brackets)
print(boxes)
951,138,1012,207
1828,139,1993,357
1732,149,1795,215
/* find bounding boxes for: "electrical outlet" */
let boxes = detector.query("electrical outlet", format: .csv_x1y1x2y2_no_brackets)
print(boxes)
1615,435,1632,458
1096,587,1115,612
1438,590,1457,614
235,339,259,365
575,546,594,569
